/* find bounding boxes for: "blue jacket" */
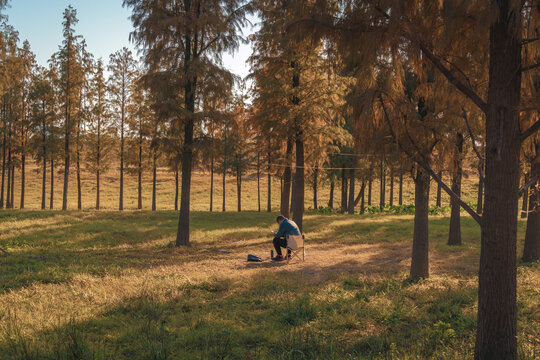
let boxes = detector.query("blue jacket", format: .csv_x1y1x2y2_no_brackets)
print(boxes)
275,218,301,238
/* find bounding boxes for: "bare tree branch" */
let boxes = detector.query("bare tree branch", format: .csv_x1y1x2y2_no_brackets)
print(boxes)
438,56,475,90
462,107,485,182
418,42,488,114
520,107,540,112
521,119,540,142
522,37,540,45
380,95,482,224
519,174,540,197
520,61,540,73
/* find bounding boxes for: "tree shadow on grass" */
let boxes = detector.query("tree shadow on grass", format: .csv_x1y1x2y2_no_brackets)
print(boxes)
0,210,296,293
0,267,493,360
0,211,524,296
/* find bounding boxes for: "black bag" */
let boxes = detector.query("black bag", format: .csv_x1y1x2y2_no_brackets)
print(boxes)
247,254,263,262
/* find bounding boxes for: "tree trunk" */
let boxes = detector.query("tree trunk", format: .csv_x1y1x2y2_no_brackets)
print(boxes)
328,179,334,209
96,167,100,210
347,168,355,214
96,119,101,210
176,74,196,246
399,172,403,205
62,41,71,212
292,133,304,232
62,133,69,211
435,171,442,208
222,158,226,212
62,137,69,210
50,159,54,210
267,149,271,212
290,172,296,215
175,168,179,211
281,138,292,217
152,149,157,212
41,121,47,210
313,166,318,210
475,7,521,358
20,152,25,209
236,164,241,212
6,142,11,209
389,169,394,207
368,178,372,206
379,157,385,211
10,162,14,208
522,152,539,262
290,60,303,229
410,167,430,280
520,173,528,218
41,153,46,210
477,161,484,214
138,129,143,210
210,154,214,212
0,121,5,209
341,168,348,211
76,121,81,211
360,183,366,214
354,182,366,207
257,152,261,212
119,109,124,211
448,132,464,246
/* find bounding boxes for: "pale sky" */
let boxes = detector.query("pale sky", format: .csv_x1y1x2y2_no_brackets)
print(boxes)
4,0,256,79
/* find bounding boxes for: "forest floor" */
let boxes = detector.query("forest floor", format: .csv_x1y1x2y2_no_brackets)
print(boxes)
0,210,538,359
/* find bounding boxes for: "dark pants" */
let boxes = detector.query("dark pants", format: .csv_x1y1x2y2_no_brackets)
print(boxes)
273,237,291,257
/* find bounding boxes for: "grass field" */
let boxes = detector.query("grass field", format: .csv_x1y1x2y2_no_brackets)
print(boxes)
0,209,538,359
4,162,481,211
0,163,537,359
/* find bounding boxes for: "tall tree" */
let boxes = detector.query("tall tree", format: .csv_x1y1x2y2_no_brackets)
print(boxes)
75,41,93,210
126,0,249,245
86,59,113,210
126,76,152,210
109,47,137,211
230,99,252,212
56,6,83,211
45,55,63,210
30,65,57,210
17,41,35,209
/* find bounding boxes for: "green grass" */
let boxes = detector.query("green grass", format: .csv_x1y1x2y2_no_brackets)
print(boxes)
0,210,537,359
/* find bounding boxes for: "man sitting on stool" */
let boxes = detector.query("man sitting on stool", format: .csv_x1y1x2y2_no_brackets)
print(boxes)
272,215,301,261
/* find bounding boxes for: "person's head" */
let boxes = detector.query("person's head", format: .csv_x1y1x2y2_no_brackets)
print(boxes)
276,215,285,224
